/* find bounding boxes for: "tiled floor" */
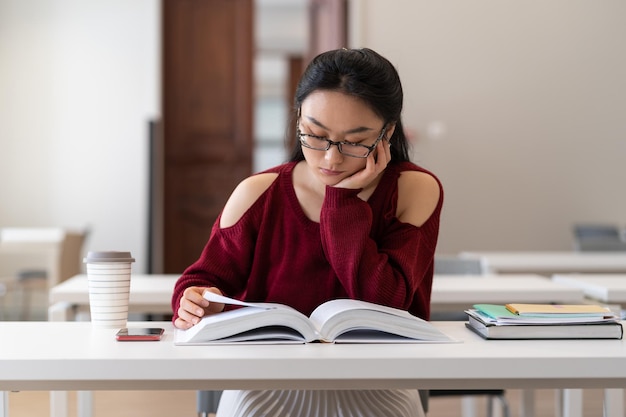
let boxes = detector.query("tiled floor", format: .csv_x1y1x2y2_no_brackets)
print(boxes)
5,389,610,417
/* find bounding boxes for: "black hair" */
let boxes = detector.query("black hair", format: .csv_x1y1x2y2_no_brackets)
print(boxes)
288,48,411,162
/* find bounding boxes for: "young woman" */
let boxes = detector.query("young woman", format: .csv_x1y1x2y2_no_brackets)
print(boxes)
172,47,443,417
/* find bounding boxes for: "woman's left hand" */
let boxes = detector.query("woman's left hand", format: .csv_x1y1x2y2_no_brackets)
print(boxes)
334,139,391,189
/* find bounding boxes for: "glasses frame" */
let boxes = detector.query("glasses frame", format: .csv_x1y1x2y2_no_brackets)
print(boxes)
297,124,388,158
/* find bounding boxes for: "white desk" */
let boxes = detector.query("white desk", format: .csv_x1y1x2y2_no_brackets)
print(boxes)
51,273,586,317
551,274,626,304
45,274,601,417
1,321,625,417
49,273,176,321
431,274,584,312
460,251,626,275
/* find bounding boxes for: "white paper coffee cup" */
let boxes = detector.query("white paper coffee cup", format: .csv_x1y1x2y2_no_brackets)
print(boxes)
84,251,135,328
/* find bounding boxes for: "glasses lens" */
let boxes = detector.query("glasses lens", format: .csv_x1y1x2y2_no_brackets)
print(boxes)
300,134,329,150
338,143,371,158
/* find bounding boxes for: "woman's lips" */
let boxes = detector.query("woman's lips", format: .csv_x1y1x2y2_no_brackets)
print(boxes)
319,168,343,176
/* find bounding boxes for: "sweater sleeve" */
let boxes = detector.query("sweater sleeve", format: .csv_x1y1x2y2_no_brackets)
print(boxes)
319,184,441,315
170,213,258,322
170,167,286,321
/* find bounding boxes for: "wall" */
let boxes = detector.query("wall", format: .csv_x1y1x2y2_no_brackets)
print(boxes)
0,0,160,272
349,0,626,254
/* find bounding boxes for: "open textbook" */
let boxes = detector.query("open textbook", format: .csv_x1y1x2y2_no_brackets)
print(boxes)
174,292,454,345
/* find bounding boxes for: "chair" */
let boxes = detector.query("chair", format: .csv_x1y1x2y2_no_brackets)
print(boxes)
0,282,7,320
434,256,486,275
572,223,626,252
197,390,222,417
430,256,487,321
0,227,90,320
426,255,510,417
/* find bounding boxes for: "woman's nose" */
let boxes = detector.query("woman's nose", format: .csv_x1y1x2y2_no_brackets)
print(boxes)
324,143,344,163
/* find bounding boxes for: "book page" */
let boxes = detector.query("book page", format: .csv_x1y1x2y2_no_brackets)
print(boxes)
203,290,274,309
310,299,453,342
174,295,319,344
309,299,415,325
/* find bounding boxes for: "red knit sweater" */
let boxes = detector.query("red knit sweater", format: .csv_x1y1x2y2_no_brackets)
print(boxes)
171,161,442,320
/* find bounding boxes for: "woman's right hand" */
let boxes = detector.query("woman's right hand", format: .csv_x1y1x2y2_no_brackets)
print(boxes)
174,286,225,329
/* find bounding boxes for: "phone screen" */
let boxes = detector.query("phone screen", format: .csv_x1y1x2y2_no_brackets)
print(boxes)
116,327,164,341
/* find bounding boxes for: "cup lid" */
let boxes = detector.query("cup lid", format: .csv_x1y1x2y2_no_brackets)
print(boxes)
84,251,135,263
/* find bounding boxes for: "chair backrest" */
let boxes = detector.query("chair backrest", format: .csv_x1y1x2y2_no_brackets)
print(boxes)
573,223,621,240
572,224,626,252
434,256,487,275
59,228,90,282
0,282,6,320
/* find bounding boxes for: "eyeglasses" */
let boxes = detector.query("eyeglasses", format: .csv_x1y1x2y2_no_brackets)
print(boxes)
297,125,387,158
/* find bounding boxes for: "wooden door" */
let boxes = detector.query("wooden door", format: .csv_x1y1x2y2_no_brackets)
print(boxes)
161,0,253,273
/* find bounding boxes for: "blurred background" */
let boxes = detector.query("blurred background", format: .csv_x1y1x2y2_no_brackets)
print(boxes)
1,0,625,276
0,3,624,415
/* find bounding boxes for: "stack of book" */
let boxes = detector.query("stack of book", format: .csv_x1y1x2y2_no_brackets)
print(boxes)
465,303,623,340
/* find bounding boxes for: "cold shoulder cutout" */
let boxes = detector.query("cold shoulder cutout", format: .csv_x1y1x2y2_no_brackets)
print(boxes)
220,173,279,228
396,170,441,228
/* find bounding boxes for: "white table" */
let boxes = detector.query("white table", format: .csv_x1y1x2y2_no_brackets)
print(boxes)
460,252,626,275
45,274,600,417
49,273,176,321
551,274,626,304
50,273,585,317
1,321,625,417
431,274,584,312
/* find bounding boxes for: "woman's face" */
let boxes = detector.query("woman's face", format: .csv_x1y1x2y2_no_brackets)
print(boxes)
298,90,386,187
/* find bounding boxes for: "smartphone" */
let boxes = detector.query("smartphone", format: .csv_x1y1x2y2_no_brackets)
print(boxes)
116,327,164,341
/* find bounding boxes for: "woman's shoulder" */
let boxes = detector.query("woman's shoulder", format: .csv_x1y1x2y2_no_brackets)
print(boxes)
219,162,295,228
392,162,442,227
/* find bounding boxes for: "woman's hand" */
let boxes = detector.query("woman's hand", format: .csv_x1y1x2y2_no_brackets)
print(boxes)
174,286,225,329
334,139,391,190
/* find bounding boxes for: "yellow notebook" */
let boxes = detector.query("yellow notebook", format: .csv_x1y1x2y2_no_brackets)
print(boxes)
505,303,612,317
